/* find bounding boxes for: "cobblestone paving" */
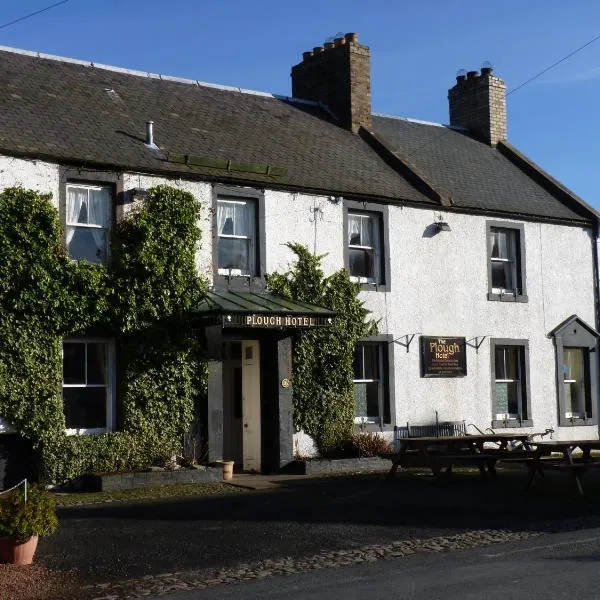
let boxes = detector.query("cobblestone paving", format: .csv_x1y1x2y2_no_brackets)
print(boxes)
84,528,546,599
81,514,600,599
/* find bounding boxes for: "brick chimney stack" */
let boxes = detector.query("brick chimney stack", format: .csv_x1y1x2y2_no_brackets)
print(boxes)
291,32,371,132
448,66,507,146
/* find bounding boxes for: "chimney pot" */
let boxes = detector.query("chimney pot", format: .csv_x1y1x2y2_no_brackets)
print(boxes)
334,37,345,47
466,70,479,80
345,32,358,43
303,51,313,61
481,66,493,76
324,41,334,50
456,74,466,83
313,46,324,54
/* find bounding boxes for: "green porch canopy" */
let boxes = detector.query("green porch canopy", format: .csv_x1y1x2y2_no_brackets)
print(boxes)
194,291,336,329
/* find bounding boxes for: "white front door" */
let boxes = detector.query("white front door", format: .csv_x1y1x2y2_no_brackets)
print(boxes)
242,340,261,472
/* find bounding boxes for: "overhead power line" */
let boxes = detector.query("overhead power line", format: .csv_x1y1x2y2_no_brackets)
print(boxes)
0,0,70,32
401,28,600,162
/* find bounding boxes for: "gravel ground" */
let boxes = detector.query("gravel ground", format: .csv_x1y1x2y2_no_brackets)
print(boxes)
0,564,79,600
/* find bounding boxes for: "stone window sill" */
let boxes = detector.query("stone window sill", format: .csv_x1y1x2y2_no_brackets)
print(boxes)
488,293,528,303
491,419,533,429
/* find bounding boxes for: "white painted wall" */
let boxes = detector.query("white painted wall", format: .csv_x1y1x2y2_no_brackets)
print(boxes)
0,154,597,445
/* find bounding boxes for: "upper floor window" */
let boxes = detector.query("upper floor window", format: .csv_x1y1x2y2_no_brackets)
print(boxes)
63,339,114,435
486,222,527,302
348,211,382,284
66,184,111,264
217,198,256,276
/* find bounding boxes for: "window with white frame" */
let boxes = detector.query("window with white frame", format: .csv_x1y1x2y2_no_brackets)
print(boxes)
217,198,256,276
62,340,113,434
488,226,522,296
562,347,590,420
348,212,381,283
493,345,528,423
353,342,390,426
66,184,111,264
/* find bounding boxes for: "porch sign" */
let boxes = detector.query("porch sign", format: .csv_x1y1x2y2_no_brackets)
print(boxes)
420,336,467,378
222,313,334,328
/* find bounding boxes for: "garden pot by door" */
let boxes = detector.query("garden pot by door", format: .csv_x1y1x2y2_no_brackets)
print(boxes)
242,340,261,472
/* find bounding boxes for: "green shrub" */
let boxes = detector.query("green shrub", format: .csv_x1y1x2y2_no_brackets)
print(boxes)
0,485,58,542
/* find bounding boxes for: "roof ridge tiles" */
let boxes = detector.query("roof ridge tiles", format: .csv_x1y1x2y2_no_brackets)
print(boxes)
372,113,470,132
0,44,320,107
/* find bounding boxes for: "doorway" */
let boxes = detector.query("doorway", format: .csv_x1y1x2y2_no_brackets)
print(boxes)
222,340,261,472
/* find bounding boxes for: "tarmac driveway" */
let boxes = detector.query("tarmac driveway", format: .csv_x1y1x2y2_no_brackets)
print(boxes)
37,470,600,583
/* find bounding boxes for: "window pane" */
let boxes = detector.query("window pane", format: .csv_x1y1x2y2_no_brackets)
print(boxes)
63,343,85,384
348,215,361,245
234,201,255,237
362,345,379,380
504,347,518,380
353,346,363,379
494,347,505,380
349,248,374,278
63,387,107,429
491,229,510,259
87,343,107,385
564,348,583,381
67,187,89,224
491,261,513,291
67,227,106,264
495,381,519,417
354,381,379,419
89,188,110,228
218,238,250,272
360,215,373,247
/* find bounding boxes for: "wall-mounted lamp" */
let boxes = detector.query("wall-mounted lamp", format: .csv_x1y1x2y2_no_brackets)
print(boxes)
434,221,452,232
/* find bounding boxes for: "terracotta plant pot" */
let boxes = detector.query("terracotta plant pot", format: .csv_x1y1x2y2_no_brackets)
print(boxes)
0,535,39,565
222,461,234,481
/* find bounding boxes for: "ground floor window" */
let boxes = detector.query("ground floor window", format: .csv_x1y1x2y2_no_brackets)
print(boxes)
490,339,532,427
549,315,599,427
353,342,390,427
562,347,591,420
62,339,114,434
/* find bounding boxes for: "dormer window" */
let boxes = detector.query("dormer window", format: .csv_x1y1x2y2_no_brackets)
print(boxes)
550,315,599,426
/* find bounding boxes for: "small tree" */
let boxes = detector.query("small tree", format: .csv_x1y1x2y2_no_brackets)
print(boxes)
266,243,376,454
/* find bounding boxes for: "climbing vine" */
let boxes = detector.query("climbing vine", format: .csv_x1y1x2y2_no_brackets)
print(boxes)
266,243,377,453
0,185,207,483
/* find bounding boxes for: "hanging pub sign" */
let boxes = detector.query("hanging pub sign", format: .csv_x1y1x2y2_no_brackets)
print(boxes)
222,313,334,328
420,336,467,378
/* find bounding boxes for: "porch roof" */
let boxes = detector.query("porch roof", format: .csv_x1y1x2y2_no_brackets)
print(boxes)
195,291,336,326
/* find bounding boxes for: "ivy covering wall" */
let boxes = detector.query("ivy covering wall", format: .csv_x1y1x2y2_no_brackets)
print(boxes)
0,185,207,484
266,243,377,453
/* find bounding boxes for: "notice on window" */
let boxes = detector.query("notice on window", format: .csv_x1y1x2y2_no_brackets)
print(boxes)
420,336,467,378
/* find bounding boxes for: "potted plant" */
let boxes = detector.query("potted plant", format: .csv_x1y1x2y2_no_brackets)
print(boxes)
0,485,58,565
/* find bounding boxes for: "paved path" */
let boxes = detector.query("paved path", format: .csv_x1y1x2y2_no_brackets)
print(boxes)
38,470,600,592
154,525,600,600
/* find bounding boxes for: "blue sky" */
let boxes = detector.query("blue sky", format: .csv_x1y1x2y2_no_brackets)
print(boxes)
2,1,599,208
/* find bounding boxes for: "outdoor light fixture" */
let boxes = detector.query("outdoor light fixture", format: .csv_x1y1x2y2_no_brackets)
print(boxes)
434,221,452,232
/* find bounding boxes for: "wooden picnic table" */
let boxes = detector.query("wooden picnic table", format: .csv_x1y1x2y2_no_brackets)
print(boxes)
525,439,600,495
382,433,534,481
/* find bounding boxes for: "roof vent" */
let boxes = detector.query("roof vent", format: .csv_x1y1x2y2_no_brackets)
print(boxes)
145,120,157,149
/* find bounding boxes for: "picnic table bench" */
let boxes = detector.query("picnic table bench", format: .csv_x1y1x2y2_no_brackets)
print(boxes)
524,439,600,495
382,433,533,481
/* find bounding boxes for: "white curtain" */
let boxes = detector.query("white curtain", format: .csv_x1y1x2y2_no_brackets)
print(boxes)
348,215,361,245
88,188,109,255
66,187,87,244
217,201,236,235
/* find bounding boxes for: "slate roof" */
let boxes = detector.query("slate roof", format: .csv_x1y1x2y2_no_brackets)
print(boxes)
0,48,430,205
0,46,594,224
371,115,592,223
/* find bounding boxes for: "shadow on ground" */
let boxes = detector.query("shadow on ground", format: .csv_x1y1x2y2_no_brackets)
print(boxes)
38,466,600,583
